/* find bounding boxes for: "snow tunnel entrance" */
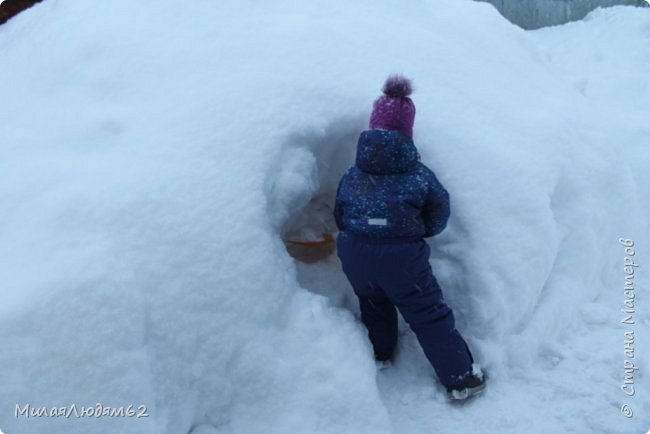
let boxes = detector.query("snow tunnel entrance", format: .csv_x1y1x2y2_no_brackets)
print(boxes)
265,117,362,262
264,116,364,308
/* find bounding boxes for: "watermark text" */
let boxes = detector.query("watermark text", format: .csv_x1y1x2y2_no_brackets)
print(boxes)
15,403,149,419
618,238,638,418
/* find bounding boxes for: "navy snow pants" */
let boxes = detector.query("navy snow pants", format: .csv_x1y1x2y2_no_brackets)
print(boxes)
336,231,474,387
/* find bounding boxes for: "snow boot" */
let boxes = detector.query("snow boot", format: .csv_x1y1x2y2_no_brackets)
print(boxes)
374,348,394,362
446,373,486,401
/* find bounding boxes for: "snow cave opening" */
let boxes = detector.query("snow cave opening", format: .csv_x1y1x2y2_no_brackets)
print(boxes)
265,117,365,309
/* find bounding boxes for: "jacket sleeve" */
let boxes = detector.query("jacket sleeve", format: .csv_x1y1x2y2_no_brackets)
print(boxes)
333,178,345,231
421,170,450,238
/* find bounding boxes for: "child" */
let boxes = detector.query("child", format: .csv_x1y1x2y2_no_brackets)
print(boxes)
334,75,485,400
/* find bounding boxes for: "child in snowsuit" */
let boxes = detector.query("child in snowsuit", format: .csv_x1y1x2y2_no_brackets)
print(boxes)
334,75,485,400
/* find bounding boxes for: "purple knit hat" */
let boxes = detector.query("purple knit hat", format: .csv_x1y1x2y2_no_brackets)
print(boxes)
369,75,415,137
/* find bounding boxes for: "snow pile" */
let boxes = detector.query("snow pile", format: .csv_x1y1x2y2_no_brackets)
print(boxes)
0,1,648,433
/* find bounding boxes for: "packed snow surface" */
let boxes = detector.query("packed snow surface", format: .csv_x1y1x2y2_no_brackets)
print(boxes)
0,1,648,433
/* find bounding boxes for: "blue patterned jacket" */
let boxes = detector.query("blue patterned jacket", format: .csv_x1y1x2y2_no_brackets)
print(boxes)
334,129,450,240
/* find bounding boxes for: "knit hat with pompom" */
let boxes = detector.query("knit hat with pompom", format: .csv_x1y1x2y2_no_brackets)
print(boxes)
369,75,415,137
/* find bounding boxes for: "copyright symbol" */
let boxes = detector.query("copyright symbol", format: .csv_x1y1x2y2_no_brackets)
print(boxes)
620,404,633,418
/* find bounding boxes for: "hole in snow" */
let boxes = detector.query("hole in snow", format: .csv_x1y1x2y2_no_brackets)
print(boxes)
265,117,362,258
264,116,364,309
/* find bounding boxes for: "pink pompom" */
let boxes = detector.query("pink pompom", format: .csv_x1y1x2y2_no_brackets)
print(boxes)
382,74,413,98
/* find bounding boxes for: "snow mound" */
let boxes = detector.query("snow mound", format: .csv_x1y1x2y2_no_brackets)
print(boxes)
0,1,648,433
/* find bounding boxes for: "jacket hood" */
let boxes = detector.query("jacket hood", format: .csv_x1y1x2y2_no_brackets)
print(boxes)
355,129,419,175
